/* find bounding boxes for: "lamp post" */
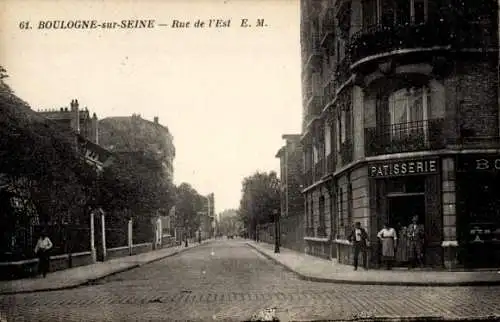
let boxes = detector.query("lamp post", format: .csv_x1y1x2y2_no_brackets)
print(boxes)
274,209,280,253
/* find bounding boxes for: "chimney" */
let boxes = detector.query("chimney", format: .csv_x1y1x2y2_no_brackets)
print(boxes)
70,99,80,133
154,116,159,124
91,113,99,144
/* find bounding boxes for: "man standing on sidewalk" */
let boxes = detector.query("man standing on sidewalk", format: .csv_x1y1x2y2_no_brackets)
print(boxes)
407,215,425,268
348,222,369,270
34,231,53,278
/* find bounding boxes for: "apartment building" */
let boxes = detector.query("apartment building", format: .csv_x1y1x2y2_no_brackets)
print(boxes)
300,0,499,268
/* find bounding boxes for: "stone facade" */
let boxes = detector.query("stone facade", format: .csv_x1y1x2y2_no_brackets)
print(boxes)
276,134,305,253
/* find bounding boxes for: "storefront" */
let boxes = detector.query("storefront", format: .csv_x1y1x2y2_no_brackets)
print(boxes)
455,154,500,268
368,157,443,267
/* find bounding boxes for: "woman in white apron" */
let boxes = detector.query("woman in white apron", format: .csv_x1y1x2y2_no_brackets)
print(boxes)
377,222,397,270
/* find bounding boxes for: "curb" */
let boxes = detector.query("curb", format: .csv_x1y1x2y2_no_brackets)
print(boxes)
247,242,500,287
332,316,500,322
0,240,213,296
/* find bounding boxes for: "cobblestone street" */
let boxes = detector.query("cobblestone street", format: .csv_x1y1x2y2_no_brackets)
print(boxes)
0,240,499,321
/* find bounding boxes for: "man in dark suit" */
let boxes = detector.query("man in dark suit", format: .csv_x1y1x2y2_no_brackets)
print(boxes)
348,222,369,270
407,215,425,268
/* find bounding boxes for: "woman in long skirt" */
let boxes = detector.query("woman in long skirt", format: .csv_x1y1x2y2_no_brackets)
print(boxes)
396,225,409,265
377,222,397,270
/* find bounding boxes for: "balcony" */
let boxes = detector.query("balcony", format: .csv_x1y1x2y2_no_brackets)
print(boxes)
365,118,445,156
320,7,336,51
348,20,498,70
305,36,324,70
334,56,352,89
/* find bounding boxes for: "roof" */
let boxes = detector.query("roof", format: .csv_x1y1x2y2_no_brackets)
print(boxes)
101,116,172,136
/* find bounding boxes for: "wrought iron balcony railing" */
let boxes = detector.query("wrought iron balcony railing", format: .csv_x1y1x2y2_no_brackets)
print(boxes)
348,20,498,68
334,56,352,89
365,118,445,156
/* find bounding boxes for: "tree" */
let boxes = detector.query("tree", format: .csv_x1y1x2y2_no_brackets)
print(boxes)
174,183,205,236
99,151,174,216
218,210,242,237
0,86,101,225
238,171,280,240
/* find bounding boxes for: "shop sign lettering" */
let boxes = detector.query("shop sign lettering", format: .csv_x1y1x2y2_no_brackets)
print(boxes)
475,158,500,170
456,155,500,172
368,159,438,178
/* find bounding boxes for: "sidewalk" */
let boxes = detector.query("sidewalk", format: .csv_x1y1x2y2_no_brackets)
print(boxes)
247,241,500,286
0,239,212,295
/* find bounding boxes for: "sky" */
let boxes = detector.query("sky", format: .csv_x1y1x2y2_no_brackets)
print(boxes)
0,0,302,213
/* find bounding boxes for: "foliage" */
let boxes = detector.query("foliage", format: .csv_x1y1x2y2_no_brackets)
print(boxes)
174,183,205,235
238,171,280,239
217,210,242,236
99,151,174,217
0,74,100,223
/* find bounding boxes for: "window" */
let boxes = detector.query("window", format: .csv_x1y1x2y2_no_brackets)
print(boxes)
362,0,430,28
325,122,332,156
310,198,315,234
338,187,344,235
319,196,326,231
362,0,378,28
305,199,309,230
347,183,353,228
413,0,427,24
338,109,347,149
313,144,319,164
388,86,430,140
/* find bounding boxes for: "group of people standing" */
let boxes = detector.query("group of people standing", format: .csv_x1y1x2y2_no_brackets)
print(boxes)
348,215,425,270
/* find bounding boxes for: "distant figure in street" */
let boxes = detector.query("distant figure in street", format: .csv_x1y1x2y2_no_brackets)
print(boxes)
377,222,397,270
407,215,425,268
348,222,369,270
34,231,53,278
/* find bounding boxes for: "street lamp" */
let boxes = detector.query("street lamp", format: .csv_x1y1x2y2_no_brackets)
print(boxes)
273,209,280,253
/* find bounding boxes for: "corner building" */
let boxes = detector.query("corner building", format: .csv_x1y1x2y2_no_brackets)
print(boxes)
300,0,499,269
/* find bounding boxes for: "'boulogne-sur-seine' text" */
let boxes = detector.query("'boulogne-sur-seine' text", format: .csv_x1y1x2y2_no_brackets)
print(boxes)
20,18,267,30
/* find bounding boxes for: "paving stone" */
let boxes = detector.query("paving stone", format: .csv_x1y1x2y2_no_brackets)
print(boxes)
0,241,499,321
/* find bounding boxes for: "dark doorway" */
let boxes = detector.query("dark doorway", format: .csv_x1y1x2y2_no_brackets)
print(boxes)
388,194,425,228
388,193,426,266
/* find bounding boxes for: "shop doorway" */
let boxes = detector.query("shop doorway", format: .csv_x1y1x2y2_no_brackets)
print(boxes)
387,193,426,266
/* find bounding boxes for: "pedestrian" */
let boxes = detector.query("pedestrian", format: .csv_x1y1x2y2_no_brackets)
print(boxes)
348,222,369,270
34,231,53,278
377,222,397,270
395,224,409,265
407,215,425,268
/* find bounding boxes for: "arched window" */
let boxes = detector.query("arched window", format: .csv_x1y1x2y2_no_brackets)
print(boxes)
388,86,430,141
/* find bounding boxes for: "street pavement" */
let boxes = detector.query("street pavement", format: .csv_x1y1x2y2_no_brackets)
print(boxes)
0,239,499,321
